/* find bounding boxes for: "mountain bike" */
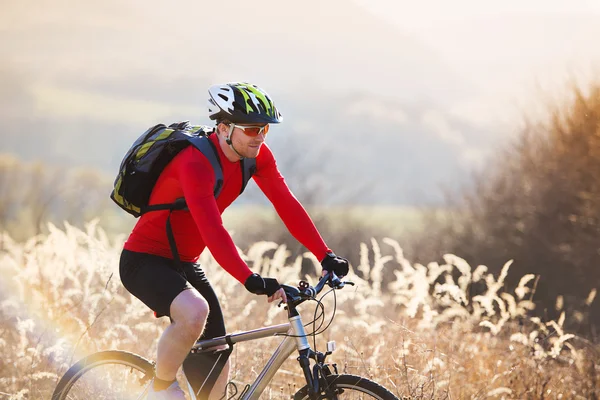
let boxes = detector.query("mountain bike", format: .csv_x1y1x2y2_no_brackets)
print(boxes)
51,272,399,399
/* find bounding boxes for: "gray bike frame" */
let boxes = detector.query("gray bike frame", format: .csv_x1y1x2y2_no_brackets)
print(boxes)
181,313,313,400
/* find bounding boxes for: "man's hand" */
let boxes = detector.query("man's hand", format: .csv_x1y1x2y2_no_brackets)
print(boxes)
321,252,349,277
244,273,287,303
268,288,286,304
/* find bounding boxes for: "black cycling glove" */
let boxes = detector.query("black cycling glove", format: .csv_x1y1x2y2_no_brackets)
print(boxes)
321,252,349,277
244,273,281,297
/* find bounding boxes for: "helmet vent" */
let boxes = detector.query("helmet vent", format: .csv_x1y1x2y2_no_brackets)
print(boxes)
207,82,282,124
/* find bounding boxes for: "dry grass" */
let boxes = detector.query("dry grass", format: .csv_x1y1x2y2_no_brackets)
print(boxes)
0,221,598,399
411,81,600,329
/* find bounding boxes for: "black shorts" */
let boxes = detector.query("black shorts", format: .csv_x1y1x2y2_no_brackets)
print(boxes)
119,249,226,340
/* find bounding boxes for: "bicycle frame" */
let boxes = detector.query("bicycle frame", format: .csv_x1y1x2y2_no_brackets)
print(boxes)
183,313,314,400
129,277,343,400
52,274,362,400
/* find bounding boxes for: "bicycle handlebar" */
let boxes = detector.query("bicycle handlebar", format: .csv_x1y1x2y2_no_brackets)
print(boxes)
281,271,354,308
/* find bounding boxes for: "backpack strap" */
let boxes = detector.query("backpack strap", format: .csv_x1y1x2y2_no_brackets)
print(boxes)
142,197,188,213
140,134,254,280
141,198,189,278
149,136,223,280
165,207,183,277
188,135,224,197
240,157,256,194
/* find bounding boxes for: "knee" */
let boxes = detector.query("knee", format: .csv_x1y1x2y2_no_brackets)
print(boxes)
177,296,209,338
188,296,210,333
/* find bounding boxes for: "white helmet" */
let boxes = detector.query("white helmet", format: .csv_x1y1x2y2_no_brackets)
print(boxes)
207,82,283,124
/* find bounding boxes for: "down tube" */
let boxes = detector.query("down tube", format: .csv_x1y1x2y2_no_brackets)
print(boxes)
242,334,298,400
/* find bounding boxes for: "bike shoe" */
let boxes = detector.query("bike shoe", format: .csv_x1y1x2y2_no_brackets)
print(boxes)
147,380,186,400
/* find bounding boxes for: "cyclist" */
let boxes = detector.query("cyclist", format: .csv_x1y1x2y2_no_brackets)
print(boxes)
119,82,350,400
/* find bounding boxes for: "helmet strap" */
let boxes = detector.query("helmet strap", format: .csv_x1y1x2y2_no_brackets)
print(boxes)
225,124,244,159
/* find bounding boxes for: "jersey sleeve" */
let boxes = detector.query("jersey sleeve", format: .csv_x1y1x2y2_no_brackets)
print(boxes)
176,148,253,284
253,145,331,262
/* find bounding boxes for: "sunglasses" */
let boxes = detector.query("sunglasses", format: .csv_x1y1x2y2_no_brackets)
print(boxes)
231,123,270,137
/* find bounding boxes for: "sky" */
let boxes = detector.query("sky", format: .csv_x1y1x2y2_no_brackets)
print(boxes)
4,0,600,127
2,0,600,204
356,0,600,22
354,0,600,123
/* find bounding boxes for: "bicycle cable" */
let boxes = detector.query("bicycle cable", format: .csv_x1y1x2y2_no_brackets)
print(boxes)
305,298,325,329
277,297,326,339
313,289,329,350
312,294,327,350
312,287,337,337
277,285,339,347
310,288,339,353
219,381,250,400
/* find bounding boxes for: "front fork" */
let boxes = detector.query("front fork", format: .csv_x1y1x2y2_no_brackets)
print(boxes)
297,341,340,399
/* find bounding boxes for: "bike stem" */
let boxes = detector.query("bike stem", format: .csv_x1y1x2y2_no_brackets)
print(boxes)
281,273,347,399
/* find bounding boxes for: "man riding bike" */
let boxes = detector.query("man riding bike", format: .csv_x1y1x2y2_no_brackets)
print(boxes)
118,82,349,400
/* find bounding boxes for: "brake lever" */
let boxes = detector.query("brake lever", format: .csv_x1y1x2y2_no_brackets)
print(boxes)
329,279,355,289
328,273,342,288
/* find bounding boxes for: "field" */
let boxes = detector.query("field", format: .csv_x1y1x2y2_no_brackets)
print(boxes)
83,205,430,248
0,221,598,399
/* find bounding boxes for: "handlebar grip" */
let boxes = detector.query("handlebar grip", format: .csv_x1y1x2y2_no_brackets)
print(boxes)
304,287,316,298
329,272,341,288
297,271,345,300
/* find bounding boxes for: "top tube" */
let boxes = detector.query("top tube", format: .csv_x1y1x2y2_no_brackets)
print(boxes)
193,272,346,351
193,323,290,351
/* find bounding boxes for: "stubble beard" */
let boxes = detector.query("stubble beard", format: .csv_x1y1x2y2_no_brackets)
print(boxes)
243,142,262,159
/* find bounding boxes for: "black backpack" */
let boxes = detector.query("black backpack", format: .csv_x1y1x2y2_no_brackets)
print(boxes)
110,121,256,270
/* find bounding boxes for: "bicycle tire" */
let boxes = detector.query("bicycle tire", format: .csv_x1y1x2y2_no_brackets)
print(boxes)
51,350,155,400
293,374,399,400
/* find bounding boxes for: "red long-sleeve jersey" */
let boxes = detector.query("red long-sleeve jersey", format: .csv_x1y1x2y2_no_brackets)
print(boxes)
124,133,331,284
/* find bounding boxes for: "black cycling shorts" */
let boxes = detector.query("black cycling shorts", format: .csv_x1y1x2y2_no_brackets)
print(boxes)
119,249,226,340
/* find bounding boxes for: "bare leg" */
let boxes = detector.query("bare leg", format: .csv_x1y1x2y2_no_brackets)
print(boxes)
209,358,231,400
155,289,209,380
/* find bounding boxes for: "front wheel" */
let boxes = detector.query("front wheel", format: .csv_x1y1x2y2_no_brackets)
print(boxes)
293,374,399,400
51,350,155,400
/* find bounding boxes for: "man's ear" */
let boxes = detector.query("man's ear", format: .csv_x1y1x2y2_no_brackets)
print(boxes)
216,122,229,136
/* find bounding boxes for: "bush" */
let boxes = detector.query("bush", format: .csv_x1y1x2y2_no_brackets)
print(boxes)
411,81,600,332
0,154,121,242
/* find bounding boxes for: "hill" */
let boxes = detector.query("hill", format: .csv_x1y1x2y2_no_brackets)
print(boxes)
0,0,488,205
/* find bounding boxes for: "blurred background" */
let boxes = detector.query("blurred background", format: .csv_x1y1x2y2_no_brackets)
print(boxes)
2,0,600,331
